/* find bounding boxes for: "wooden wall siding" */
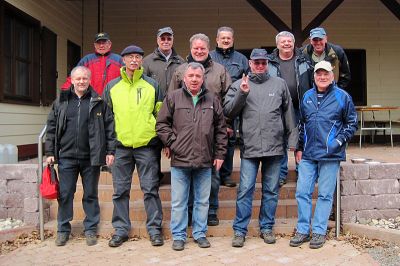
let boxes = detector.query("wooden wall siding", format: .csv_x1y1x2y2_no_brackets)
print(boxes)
1,0,83,146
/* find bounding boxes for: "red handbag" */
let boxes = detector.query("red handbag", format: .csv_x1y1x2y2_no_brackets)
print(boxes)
40,164,59,200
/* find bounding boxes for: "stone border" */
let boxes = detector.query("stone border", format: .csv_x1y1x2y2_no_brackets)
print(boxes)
343,223,400,245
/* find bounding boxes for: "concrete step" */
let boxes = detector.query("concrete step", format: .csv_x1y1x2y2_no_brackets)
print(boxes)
49,198,316,221
44,218,304,238
74,182,318,202
97,169,298,186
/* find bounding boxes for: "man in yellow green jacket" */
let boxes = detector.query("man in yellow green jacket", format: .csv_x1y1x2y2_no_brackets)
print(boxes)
103,45,164,248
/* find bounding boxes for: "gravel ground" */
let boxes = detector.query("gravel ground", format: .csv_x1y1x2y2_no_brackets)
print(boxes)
0,218,24,231
367,243,400,266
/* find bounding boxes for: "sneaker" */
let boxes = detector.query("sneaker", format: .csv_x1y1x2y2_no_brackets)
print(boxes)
261,231,276,244
309,233,326,249
108,234,129,247
172,240,185,251
207,214,219,226
279,178,287,188
55,233,69,246
195,237,211,248
232,233,245,248
150,234,164,246
86,233,97,246
289,232,310,247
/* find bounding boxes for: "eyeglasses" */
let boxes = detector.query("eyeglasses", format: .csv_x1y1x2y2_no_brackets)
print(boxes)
124,54,142,60
252,61,267,66
160,37,172,41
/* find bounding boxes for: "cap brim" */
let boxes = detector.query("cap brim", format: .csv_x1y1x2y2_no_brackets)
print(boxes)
250,57,268,60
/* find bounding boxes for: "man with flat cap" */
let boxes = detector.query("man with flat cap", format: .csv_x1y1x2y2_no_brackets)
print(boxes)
290,61,357,249
302,27,351,90
62,32,123,95
224,48,298,248
103,45,164,248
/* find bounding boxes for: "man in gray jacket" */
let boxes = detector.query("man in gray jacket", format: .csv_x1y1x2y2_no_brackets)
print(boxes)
224,49,298,248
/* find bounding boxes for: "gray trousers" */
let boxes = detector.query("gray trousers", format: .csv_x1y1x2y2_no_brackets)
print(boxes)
111,145,163,237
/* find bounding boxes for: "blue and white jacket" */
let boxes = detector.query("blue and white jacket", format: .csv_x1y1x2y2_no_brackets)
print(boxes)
297,83,358,161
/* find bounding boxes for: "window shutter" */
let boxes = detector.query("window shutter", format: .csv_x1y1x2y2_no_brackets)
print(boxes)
41,26,57,106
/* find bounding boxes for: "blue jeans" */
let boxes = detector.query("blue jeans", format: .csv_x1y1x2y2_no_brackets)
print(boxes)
295,159,340,235
170,167,211,241
279,109,300,181
233,156,282,236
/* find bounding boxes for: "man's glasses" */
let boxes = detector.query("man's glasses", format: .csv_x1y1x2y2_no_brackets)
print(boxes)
252,61,267,66
160,37,172,41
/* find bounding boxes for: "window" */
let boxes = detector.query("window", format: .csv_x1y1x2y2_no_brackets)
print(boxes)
0,1,40,105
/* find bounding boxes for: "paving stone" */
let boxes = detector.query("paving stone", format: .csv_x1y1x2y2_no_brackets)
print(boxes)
341,195,375,211
374,194,400,209
340,163,369,180
341,210,357,223
341,180,357,195
369,163,400,180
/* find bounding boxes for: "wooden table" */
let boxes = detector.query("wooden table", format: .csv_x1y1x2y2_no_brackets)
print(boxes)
356,106,399,148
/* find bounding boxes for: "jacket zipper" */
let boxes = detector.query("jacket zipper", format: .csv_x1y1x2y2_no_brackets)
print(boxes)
326,121,337,153
75,98,81,158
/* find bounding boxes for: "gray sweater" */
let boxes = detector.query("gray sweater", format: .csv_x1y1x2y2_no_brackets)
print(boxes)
223,73,298,158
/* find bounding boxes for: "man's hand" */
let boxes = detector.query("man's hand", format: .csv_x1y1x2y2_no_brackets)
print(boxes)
106,155,114,166
213,159,224,171
46,156,55,165
295,151,302,164
164,147,171,159
227,127,234,137
240,74,249,93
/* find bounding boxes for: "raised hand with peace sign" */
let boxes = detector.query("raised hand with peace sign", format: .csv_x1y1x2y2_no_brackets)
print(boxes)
240,73,250,93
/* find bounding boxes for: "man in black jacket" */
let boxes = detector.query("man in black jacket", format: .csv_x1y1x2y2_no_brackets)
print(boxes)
302,27,351,90
45,66,115,247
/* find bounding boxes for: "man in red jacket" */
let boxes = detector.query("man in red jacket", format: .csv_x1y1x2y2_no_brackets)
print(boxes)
61,32,123,95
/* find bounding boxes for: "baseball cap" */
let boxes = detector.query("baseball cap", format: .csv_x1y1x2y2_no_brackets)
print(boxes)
309,27,326,39
121,45,144,56
314,61,333,72
157,27,174,37
250,48,268,60
94,32,110,42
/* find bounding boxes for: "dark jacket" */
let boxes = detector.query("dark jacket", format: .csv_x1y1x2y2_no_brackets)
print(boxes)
224,73,298,158
268,48,313,109
156,85,227,168
302,42,351,90
210,47,249,83
143,48,184,95
61,52,123,95
297,83,357,161
45,86,116,166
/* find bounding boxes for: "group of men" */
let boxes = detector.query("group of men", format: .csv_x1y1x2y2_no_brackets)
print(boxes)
45,25,357,251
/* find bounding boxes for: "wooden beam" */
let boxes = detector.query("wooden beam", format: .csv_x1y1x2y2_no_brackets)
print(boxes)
302,0,344,42
380,0,400,21
246,0,290,32
291,0,302,47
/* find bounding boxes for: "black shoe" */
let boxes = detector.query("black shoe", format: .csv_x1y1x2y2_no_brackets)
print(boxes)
172,240,185,251
108,235,129,247
195,237,211,248
309,233,326,249
232,233,245,248
289,232,310,247
221,178,237,187
55,233,69,246
150,234,164,246
207,214,219,226
85,233,97,246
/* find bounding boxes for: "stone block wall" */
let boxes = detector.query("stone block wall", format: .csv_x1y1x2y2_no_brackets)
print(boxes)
341,163,400,223
0,165,50,226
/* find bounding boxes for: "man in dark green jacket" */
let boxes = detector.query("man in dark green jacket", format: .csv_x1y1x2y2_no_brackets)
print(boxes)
45,66,115,247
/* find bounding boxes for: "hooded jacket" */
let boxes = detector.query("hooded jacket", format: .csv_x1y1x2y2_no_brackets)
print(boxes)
210,47,249,83
297,83,358,161
302,42,351,90
224,73,298,158
268,48,313,109
156,85,227,168
45,86,115,166
103,67,163,148
142,48,184,94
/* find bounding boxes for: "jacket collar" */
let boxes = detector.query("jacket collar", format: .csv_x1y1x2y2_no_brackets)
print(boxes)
120,67,144,84
215,46,235,58
182,84,208,98
60,86,99,102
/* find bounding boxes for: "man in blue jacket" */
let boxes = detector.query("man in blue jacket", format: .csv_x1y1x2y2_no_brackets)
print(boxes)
290,61,357,249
